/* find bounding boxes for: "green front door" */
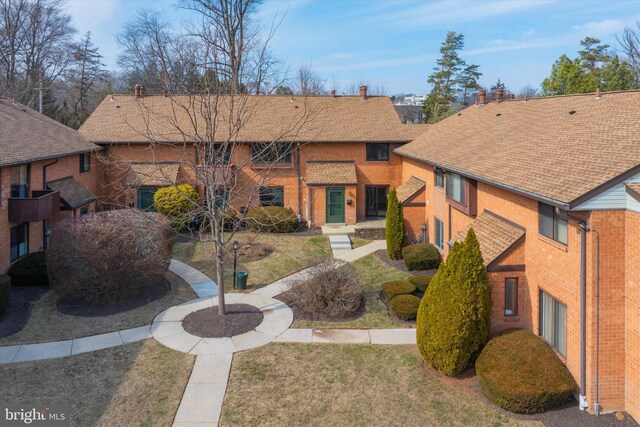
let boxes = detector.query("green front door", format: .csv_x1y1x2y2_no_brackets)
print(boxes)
137,188,157,211
326,188,345,224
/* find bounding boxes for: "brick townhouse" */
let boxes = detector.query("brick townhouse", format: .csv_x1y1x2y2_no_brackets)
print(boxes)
0,98,101,273
78,86,426,226
395,89,640,420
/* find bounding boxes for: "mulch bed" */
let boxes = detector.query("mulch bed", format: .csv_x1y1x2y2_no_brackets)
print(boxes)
182,304,264,338
421,363,638,427
0,286,49,338
277,292,365,323
57,278,171,317
375,249,437,275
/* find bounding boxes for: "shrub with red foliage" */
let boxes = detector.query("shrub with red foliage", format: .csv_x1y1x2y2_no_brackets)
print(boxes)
47,210,173,305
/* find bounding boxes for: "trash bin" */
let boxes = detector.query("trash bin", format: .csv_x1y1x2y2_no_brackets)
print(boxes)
236,271,249,290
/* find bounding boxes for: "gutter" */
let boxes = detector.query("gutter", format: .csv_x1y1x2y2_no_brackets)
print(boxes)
393,151,571,209
578,220,589,411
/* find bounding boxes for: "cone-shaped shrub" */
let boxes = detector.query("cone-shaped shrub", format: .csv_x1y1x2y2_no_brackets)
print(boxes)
385,188,404,260
416,228,492,376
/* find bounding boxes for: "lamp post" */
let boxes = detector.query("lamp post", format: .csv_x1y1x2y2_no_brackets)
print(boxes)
232,240,239,289
422,223,427,244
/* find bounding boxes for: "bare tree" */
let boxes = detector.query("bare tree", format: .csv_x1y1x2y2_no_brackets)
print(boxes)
518,85,539,99
67,32,108,117
103,0,315,316
343,80,386,96
0,0,76,113
296,64,325,95
618,23,640,83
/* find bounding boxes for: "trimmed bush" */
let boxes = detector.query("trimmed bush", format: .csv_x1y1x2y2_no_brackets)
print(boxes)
381,280,415,301
476,329,576,413
390,294,421,320
408,275,433,293
416,228,492,376
154,184,200,230
385,189,404,260
283,259,362,319
47,210,173,305
246,206,297,233
7,252,48,286
0,275,10,318
402,243,441,271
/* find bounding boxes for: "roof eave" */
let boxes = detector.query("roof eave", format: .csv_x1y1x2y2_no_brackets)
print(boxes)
569,164,640,209
394,150,571,209
0,146,103,168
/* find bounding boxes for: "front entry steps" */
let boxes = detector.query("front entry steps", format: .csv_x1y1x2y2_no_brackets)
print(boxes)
321,224,356,235
329,235,352,252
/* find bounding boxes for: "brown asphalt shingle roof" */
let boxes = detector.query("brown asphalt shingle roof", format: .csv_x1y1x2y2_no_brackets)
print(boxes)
396,176,425,203
47,176,96,209
0,98,100,167
626,183,640,201
79,95,424,144
306,161,358,185
394,91,640,206
125,162,180,187
453,210,525,267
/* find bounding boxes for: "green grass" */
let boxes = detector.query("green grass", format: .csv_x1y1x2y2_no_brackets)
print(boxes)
173,232,332,292
221,344,522,427
350,236,372,249
292,253,411,329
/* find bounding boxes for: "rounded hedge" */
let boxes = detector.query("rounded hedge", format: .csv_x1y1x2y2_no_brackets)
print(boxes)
246,206,297,233
402,243,441,271
390,294,421,320
0,275,10,319
476,328,577,413
154,184,200,230
381,280,415,301
7,251,48,286
408,275,433,293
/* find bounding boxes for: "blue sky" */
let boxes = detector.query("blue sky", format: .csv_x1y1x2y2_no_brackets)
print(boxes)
66,0,640,95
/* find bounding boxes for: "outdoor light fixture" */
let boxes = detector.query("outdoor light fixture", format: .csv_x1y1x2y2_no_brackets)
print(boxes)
232,240,240,289
422,223,427,244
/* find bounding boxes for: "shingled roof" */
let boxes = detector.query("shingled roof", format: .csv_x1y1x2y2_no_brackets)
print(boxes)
306,161,358,185
79,95,426,144
47,177,96,209
396,176,425,203
395,90,640,207
453,210,525,267
0,98,100,167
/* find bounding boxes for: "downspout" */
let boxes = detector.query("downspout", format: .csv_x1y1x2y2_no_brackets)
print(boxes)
42,159,58,251
578,220,590,411
593,229,601,415
296,143,302,223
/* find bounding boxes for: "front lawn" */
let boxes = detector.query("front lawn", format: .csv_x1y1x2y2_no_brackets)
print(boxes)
173,232,332,292
0,340,193,427
221,343,517,426
0,271,195,345
291,253,410,329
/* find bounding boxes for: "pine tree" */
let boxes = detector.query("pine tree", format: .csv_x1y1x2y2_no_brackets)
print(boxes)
458,64,482,105
385,189,404,260
416,227,492,376
423,31,466,123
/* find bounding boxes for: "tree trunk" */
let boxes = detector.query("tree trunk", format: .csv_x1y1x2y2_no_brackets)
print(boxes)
215,239,226,315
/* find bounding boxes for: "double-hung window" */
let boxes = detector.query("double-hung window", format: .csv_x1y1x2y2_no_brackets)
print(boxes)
10,165,29,198
505,278,518,316
80,153,90,173
434,217,444,250
366,143,389,161
539,290,567,356
434,168,444,189
445,172,466,205
538,202,568,244
259,186,284,207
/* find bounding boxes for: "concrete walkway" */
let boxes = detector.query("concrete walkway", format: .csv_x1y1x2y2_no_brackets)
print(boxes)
328,235,352,253
276,328,416,345
333,239,386,262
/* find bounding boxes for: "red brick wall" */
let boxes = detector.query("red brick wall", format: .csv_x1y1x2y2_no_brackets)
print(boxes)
0,153,101,273
625,210,640,421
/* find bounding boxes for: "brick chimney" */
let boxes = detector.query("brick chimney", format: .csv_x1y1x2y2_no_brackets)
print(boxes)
496,89,504,103
140,86,145,96
478,89,487,104
360,85,367,99
134,85,141,97
330,89,336,97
